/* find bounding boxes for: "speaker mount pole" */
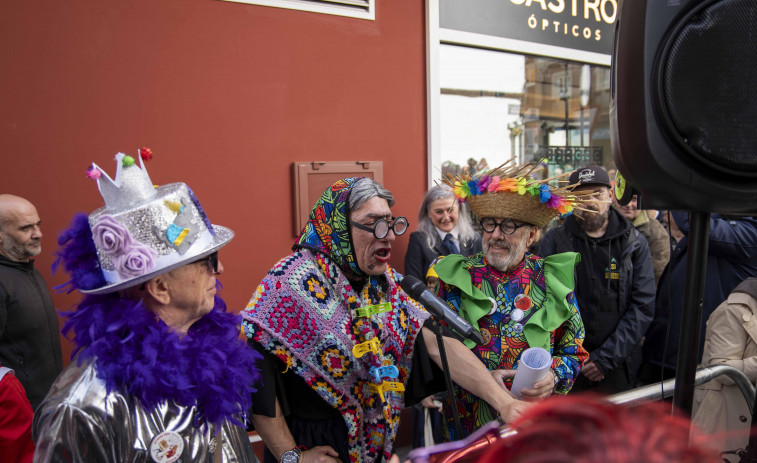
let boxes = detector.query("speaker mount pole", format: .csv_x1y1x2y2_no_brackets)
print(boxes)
672,211,710,418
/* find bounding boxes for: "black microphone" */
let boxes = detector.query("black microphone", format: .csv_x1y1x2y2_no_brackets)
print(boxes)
400,275,485,346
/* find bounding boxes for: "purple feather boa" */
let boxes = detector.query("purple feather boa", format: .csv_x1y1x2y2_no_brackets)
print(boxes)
53,213,107,292
54,213,262,426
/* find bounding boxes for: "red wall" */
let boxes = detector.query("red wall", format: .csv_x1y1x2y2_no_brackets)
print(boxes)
0,0,428,364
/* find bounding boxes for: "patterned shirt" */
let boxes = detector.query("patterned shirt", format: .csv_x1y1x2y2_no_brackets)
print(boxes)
434,251,587,440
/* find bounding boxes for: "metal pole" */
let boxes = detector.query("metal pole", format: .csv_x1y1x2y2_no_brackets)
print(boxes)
609,365,754,410
672,211,711,417
740,380,757,461
432,319,464,439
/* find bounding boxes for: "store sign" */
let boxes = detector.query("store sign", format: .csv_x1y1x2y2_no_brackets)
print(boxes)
441,0,616,56
536,145,603,165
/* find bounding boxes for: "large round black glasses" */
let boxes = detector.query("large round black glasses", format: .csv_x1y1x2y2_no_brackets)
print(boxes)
350,216,409,239
480,218,530,235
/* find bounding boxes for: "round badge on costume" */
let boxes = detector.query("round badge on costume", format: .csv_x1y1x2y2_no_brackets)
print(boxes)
513,294,532,312
150,431,184,463
511,308,525,323
488,297,497,315
481,329,492,345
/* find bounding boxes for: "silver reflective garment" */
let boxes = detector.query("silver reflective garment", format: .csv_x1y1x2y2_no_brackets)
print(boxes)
32,358,258,463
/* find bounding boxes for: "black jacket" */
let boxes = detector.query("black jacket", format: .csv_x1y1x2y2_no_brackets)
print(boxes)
643,213,757,371
404,231,482,281
0,254,62,410
538,209,656,376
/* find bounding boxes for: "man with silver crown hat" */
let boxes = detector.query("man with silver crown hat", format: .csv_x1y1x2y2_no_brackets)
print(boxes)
32,149,261,463
428,161,589,440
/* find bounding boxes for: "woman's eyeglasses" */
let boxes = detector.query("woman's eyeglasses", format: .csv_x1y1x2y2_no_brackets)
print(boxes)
480,218,530,235
350,217,409,239
192,251,219,274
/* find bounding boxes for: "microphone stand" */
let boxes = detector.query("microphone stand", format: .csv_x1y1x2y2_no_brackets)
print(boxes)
430,318,464,439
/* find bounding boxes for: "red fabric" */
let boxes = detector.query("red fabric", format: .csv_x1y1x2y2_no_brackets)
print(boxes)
0,373,35,463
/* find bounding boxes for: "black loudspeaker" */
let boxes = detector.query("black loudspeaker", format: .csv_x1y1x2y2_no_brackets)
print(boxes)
610,0,757,213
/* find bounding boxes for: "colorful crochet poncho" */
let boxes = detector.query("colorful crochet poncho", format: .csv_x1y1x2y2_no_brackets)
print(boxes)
242,178,429,462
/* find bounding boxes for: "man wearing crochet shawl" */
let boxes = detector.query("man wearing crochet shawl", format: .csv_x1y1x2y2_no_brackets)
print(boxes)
32,151,261,462
242,177,529,463
429,163,589,440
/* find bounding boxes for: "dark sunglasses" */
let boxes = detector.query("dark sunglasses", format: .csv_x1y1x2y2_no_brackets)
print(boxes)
193,251,219,274
350,216,409,240
480,218,530,235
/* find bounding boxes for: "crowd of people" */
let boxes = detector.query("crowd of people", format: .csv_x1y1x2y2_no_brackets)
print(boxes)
1,153,755,463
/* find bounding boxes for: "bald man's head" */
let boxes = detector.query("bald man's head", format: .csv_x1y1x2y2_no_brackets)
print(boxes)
0,194,43,262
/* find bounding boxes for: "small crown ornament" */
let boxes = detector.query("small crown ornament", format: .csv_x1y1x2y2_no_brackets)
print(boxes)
90,152,157,212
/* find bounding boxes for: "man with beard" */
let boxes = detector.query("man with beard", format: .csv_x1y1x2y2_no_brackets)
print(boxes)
538,165,655,393
0,194,62,410
430,163,588,440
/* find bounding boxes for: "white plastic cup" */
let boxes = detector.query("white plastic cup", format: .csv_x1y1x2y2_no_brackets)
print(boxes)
510,347,552,399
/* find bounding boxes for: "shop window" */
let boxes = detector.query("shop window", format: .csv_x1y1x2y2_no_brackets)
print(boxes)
438,44,612,183
222,0,374,20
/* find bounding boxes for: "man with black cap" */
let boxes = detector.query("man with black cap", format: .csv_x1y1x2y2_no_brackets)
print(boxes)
537,165,655,393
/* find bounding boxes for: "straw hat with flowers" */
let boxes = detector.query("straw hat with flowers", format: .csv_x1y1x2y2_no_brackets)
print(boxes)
441,160,594,228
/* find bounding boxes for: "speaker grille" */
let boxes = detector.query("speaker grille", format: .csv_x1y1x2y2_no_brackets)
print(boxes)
662,0,757,175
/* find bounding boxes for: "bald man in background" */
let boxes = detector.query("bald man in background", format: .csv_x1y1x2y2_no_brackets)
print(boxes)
0,195,62,410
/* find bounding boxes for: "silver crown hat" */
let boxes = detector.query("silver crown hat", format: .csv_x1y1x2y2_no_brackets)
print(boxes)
81,150,234,294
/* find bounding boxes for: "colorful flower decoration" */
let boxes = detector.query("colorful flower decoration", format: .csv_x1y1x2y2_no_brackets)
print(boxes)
453,180,470,199
498,178,517,192
527,183,541,197
114,244,158,279
92,215,133,256
486,176,501,192
515,177,528,195
538,184,552,203
546,194,562,209
92,215,158,279
441,161,582,218
476,175,492,193
467,179,480,195
557,198,574,215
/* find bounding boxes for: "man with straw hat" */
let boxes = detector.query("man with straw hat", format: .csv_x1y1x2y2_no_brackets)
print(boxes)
430,161,589,441
32,150,261,462
538,165,655,394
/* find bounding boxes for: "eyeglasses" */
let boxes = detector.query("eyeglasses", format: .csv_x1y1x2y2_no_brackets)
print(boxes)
193,251,219,274
480,218,530,235
350,216,409,239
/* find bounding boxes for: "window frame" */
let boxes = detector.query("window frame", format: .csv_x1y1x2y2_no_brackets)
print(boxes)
222,0,375,20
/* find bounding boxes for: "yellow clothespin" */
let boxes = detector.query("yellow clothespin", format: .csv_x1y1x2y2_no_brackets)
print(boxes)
352,337,381,358
355,302,392,318
368,381,405,403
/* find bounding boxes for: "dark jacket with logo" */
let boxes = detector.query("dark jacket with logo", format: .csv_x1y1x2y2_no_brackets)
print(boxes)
538,208,656,388
643,213,757,372
0,255,62,410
